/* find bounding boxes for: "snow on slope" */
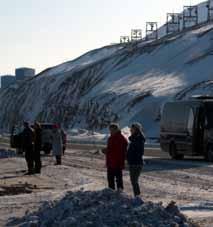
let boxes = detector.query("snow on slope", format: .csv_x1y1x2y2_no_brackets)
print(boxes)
38,45,123,78
0,2,213,137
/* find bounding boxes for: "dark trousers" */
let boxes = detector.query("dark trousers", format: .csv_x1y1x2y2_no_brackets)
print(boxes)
24,146,42,174
63,145,66,155
55,155,62,165
24,145,34,174
129,165,143,196
107,168,123,190
34,149,42,173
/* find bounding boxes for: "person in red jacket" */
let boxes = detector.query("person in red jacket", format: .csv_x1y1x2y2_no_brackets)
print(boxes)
105,123,128,191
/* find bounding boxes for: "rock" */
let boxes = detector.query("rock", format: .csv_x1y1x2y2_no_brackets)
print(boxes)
130,221,141,227
27,220,39,227
174,215,182,224
131,196,144,207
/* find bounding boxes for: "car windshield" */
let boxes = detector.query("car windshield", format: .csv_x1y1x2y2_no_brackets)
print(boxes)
205,102,213,127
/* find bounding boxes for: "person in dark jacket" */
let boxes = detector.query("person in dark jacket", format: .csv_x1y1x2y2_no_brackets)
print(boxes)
34,122,42,173
105,123,128,191
61,128,67,155
21,122,35,175
127,123,146,197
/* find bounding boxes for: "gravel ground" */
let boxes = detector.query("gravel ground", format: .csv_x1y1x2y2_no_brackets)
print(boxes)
0,144,213,226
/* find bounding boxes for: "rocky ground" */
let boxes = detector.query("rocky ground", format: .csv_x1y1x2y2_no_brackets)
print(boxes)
0,143,213,226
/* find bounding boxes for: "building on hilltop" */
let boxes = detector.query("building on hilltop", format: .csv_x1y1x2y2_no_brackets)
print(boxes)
1,75,16,88
0,67,36,89
15,67,35,81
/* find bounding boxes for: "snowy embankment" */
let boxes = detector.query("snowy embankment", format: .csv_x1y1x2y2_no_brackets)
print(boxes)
8,189,195,227
67,128,159,149
1,2,213,138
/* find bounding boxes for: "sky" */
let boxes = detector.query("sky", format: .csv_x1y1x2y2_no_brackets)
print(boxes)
0,0,204,75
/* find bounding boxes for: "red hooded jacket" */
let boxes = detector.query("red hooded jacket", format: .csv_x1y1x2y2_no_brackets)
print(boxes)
106,131,128,170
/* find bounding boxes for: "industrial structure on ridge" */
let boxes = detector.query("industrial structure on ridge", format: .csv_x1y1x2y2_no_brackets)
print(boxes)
0,67,35,89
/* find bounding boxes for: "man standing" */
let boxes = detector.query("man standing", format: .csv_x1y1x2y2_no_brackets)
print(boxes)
21,122,35,175
104,123,128,192
34,122,42,173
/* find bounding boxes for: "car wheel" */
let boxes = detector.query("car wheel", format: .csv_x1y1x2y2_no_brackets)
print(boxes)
206,146,213,162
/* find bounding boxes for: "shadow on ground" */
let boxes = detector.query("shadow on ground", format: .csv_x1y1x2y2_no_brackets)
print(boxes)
0,183,34,196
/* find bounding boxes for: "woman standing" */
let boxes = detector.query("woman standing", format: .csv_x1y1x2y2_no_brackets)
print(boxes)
127,123,146,197
52,124,63,165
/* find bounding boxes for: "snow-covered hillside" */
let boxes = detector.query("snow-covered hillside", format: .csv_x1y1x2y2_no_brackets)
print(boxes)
1,2,213,137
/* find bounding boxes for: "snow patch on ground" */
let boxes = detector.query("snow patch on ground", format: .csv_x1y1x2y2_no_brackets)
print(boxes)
8,189,195,227
180,201,213,219
0,149,16,159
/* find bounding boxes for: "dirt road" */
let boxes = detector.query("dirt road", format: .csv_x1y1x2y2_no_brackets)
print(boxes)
0,143,213,226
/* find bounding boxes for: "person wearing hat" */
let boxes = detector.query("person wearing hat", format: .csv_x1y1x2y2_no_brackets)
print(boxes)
127,123,146,197
34,121,42,173
104,123,128,192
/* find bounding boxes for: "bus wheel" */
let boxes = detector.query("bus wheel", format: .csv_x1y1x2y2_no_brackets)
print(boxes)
206,146,213,162
169,143,184,160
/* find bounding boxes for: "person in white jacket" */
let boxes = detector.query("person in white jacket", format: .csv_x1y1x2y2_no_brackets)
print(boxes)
52,124,63,165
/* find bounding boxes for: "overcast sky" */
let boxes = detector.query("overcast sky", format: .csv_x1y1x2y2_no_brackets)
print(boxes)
0,0,204,75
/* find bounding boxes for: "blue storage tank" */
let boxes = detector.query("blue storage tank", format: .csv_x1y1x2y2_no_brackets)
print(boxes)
1,75,16,88
15,67,35,81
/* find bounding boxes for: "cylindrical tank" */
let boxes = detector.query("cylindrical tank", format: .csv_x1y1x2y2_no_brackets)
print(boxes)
15,67,35,81
1,75,16,88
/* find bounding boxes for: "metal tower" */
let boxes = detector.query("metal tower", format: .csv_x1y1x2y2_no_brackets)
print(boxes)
207,0,213,21
131,29,142,42
166,13,181,34
146,22,158,41
183,6,198,29
120,36,130,44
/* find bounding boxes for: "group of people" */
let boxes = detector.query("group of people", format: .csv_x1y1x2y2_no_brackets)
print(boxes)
20,121,42,174
104,122,145,198
19,120,145,198
20,122,66,175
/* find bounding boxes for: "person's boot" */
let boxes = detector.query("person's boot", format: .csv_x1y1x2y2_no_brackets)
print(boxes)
55,156,62,165
24,169,34,175
35,169,41,174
